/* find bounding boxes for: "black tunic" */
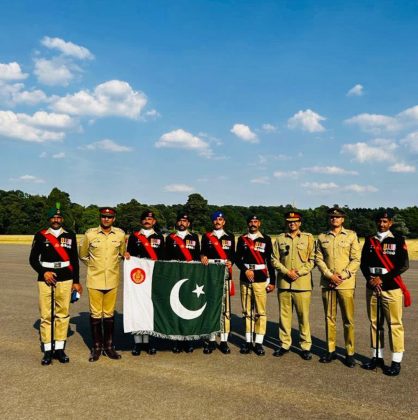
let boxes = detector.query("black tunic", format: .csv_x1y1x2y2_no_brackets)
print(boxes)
127,231,165,260
165,232,200,261
200,231,235,263
360,232,409,291
29,229,80,283
235,233,275,283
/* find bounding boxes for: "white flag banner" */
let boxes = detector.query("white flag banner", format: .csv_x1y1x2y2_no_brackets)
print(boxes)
123,257,155,333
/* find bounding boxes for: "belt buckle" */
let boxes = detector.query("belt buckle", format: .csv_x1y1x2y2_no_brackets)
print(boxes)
54,262,61,268
214,259,221,263
249,264,255,269
375,268,383,275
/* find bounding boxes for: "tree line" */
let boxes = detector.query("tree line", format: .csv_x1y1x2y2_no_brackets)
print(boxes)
1,188,417,238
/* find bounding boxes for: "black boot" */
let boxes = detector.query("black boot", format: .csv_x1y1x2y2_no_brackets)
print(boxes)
362,357,385,370
219,341,231,354
254,343,265,356
41,351,53,366
89,317,103,362
319,352,337,363
143,342,157,355
172,340,182,353
103,317,121,359
132,343,141,356
240,342,251,354
203,340,217,354
384,361,401,376
54,349,70,363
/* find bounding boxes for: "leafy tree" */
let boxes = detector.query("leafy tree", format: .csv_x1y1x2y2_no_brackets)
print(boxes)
184,193,211,233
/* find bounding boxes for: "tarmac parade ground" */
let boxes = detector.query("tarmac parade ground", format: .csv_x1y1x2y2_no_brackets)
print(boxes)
1,244,417,419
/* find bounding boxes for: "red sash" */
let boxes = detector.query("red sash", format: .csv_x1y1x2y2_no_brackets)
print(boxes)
241,236,268,276
133,231,158,261
370,237,411,307
206,233,235,296
40,230,73,271
170,233,193,262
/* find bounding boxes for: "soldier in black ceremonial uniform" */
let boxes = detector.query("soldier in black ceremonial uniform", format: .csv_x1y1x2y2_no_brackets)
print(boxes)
165,213,200,352
125,209,165,356
235,215,275,356
201,210,235,354
29,204,82,365
360,209,410,376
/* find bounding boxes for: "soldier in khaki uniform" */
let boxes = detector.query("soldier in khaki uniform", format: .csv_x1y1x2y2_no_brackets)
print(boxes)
271,211,315,360
315,206,360,367
79,207,126,361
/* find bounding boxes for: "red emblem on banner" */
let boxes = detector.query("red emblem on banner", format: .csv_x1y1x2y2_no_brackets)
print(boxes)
131,268,146,284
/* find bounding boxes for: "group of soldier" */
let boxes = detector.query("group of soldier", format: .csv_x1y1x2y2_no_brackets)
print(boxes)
29,204,410,377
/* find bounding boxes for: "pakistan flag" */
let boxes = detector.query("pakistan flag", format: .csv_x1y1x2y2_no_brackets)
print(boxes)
123,257,226,339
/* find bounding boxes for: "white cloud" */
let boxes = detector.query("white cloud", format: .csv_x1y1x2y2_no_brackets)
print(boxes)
41,36,94,60
250,176,270,184
288,109,326,133
18,111,74,129
52,152,65,159
346,84,364,97
0,111,65,142
14,175,45,184
13,88,48,105
0,82,48,106
0,62,28,81
230,123,258,143
388,163,416,173
144,109,160,119
346,105,418,135
302,166,358,175
397,105,418,121
302,181,377,193
156,129,212,157
163,184,194,193
261,123,277,133
34,57,77,86
51,80,147,119
273,170,299,178
345,113,399,134
341,141,396,162
343,184,378,193
400,131,418,152
302,182,338,191
81,139,133,152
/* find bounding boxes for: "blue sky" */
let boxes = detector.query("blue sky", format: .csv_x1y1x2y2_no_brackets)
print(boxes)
1,0,418,208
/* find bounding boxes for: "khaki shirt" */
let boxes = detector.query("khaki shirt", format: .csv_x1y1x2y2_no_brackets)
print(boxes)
315,227,360,289
79,226,126,290
272,231,315,291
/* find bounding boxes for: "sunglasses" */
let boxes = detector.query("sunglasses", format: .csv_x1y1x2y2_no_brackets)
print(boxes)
100,215,115,219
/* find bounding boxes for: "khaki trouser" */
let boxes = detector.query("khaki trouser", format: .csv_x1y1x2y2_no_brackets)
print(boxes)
278,290,312,351
38,280,73,343
322,288,355,355
240,282,267,335
367,288,404,353
88,287,118,318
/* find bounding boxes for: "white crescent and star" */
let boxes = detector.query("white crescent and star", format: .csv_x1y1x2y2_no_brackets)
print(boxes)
170,278,206,320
